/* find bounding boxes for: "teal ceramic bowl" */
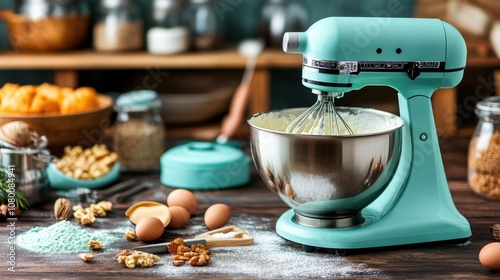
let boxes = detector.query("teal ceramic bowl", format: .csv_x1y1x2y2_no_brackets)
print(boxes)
47,162,121,190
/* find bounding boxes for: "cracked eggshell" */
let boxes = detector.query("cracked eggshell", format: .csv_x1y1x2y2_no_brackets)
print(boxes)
125,201,171,227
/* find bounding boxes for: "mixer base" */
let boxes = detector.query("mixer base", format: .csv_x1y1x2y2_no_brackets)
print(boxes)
276,208,471,251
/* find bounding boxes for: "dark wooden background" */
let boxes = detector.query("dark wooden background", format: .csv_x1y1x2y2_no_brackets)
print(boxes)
1,137,500,279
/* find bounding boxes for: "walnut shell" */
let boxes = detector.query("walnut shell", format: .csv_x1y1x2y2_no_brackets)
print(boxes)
0,121,39,147
54,198,72,220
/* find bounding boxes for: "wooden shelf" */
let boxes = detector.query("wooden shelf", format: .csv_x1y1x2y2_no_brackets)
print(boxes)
0,49,302,70
1,49,498,69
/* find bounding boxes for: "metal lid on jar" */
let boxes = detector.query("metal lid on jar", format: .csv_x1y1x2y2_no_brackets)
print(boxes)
115,90,161,112
476,96,500,116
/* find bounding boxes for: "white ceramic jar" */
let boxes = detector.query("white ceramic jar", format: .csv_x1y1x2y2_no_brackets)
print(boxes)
147,0,189,55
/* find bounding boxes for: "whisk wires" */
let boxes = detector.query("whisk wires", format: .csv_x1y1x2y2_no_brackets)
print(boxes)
285,92,354,135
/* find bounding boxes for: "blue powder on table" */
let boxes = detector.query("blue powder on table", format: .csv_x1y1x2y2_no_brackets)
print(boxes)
17,220,120,254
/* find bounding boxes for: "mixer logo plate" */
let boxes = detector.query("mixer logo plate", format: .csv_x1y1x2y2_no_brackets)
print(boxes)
339,61,358,75
303,56,447,75
417,61,441,68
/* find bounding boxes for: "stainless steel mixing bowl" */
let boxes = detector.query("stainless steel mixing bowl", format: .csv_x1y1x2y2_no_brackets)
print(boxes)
248,107,404,227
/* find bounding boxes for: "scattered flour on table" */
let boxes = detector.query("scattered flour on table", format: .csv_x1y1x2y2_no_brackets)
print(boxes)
17,219,132,254
155,214,381,279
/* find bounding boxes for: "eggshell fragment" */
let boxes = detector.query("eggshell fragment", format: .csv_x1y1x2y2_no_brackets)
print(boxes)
204,203,231,230
125,201,171,226
135,216,165,241
168,206,190,229
167,189,198,215
479,242,500,270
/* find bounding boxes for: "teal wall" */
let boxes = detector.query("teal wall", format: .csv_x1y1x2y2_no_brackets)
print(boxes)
0,0,416,108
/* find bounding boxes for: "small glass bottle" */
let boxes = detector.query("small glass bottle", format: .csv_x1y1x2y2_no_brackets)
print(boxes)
185,0,224,50
468,96,500,199
113,90,166,173
93,0,144,52
147,0,189,55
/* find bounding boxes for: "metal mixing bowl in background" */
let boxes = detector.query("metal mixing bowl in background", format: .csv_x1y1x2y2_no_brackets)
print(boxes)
248,107,404,227
0,145,51,205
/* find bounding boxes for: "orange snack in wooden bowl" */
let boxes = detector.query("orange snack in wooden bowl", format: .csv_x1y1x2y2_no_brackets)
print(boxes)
0,83,112,147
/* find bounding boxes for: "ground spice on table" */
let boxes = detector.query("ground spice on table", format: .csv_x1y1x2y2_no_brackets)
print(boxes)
17,220,120,254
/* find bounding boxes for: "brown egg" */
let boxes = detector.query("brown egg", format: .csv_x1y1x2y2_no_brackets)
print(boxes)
479,242,500,270
135,216,165,241
204,203,231,230
166,189,198,215
168,206,190,229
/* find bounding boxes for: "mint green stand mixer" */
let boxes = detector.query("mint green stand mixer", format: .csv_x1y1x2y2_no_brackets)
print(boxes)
248,17,471,251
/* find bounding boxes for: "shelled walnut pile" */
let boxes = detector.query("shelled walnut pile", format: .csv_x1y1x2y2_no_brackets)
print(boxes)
167,238,212,267
115,249,160,269
73,201,112,225
56,144,118,180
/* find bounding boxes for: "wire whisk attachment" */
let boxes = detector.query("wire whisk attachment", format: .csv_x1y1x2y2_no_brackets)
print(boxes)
285,91,354,135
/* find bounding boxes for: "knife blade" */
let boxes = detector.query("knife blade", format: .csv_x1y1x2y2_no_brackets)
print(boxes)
134,238,207,254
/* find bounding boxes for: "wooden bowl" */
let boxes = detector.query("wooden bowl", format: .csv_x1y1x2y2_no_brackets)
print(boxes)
0,95,113,147
0,10,89,52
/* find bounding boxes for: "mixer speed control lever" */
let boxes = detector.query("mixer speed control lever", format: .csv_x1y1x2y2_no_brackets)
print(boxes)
405,62,421,80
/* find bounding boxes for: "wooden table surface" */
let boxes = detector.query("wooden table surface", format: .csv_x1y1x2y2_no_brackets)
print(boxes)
2,137,500,279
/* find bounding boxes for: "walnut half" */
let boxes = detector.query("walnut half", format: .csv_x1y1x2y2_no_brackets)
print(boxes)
79,253,94,262
88,240,103,250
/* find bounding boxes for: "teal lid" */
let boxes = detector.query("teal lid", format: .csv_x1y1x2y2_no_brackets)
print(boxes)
162,142,246,170
160,142,250,190
115,90,159,111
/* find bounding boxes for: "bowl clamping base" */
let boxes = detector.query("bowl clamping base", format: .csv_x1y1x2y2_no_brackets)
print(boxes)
293,211,363,228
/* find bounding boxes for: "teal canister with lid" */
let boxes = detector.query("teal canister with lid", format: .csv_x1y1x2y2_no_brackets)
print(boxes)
113,90,165,172
160,142,250,190
468,96,500,199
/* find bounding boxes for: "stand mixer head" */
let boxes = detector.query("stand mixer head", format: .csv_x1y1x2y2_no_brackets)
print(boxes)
248,17,471,250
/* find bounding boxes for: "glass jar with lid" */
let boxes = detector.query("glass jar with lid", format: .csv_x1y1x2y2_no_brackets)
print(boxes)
185,0,224,50
113,90,166,173
147,0,189,54
468,96,500,199
14,0,86,19
93,0,144,52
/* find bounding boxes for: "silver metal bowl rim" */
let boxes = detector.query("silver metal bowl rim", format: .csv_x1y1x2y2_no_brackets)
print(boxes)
247,106,405,138
0,135,48,151
0,145,55,164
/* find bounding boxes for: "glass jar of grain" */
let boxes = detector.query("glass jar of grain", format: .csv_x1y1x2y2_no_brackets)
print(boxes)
468,96,500,199
185,0,224,50
113,90,165,173
93,0,144,52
